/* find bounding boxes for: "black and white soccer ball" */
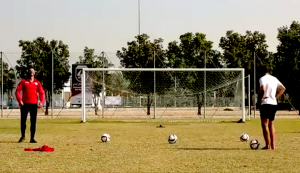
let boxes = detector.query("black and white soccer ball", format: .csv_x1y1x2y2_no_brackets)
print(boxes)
240,133,249,142
101,133,111,142
250,139,260,149
168,134,178,144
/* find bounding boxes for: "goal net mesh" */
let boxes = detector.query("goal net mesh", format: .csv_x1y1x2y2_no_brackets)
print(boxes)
83,69,244,119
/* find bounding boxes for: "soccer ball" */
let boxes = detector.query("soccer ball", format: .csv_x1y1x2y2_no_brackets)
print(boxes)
240,133,249,142
250,139,260,150
168,134,178,144
101,133,110,142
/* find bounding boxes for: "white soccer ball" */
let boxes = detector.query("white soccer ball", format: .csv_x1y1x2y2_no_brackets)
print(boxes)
101,133,111,142
240,133,249,142
168,134,178,144
250,139,260,150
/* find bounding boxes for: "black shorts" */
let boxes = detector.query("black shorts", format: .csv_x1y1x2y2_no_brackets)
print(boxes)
260,104,277,121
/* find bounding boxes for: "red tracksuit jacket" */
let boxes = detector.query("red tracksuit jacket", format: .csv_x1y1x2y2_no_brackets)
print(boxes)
15,78,45,105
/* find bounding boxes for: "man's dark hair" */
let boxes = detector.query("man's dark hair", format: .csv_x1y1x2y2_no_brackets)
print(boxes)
257,65,269,77
24,65,35,79
27,65,34,71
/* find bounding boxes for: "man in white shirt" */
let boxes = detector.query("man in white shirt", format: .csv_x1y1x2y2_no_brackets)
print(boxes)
257,65,286,150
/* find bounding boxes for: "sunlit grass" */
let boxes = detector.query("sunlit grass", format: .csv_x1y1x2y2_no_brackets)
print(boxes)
0,118,299,172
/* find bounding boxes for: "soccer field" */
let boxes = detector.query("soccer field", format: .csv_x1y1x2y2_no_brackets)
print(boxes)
0,118,299,172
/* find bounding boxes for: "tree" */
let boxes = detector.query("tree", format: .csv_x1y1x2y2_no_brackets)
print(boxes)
166,32,223,115
167,32,223,69
219,30,272,76
219,30,274,109
274,21,300,112
6,68,17,104
116,34,172,115
0,60,16,105
76,47,114,115
16,37,71,115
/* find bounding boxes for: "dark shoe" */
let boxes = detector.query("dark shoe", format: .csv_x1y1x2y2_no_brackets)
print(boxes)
261,146,271,150
18,137,25,143
30,139,37,143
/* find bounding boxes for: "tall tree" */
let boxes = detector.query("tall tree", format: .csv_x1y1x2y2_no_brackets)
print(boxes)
0,60,16,104
6,68,17,104
116,34,172,115
76,47,114,115
219,30,274,109
16,37,71,115
167,32,223,68
274,21,300,111
219,30,272,76
166,32,223,115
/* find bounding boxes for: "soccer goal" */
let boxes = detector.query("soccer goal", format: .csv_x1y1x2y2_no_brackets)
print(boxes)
81,68,245,122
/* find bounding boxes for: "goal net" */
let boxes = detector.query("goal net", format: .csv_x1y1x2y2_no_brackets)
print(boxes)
81,68,245,122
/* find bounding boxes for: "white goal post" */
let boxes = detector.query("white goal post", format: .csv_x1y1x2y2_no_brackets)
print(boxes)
81,68,246,122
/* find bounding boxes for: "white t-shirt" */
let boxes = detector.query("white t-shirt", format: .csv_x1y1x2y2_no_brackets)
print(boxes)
259,74,283,105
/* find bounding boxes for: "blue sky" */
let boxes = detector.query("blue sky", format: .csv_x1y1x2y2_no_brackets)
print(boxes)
1,0,300,68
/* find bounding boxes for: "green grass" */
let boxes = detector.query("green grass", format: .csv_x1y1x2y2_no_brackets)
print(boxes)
0,118,300,172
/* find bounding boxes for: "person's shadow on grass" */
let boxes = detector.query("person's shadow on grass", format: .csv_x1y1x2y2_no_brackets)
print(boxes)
175,147,250,150
0,141,19,143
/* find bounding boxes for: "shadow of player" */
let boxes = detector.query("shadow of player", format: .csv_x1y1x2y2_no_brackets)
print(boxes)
0,141,19,143
175,147,250,151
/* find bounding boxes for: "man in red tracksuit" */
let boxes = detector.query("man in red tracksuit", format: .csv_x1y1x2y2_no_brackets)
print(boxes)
15,67,45,143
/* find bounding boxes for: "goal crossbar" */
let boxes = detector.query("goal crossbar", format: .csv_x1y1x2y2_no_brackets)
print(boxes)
81,68,245,122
